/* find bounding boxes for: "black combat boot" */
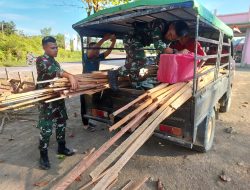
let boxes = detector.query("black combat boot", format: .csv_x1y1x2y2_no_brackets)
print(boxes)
39,140,50,170
39,149,50,170
108,70,119,91
58,141,75,156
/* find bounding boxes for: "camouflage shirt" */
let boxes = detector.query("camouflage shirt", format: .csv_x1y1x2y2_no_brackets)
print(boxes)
132,19,171,54
36,54,68,126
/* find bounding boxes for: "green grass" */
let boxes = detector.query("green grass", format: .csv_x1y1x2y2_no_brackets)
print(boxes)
0,51,82,67
0,33,82,67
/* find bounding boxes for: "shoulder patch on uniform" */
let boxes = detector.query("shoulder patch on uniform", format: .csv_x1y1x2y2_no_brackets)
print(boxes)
42,58,49,62
36,55,49,63
36,56,43,63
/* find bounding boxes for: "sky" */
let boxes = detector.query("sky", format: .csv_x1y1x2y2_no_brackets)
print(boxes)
0,0,249,37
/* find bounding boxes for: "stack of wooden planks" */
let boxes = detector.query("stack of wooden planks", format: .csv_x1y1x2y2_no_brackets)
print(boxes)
0,79,12,96
0,72,109,112
51,82,193,190
51,66,219,190
0,70,36,94
0,79,35,95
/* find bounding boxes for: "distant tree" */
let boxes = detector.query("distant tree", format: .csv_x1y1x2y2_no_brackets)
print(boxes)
81,0,132,15
81,0,131,43
55,33,65,48
0,21,16,35
40,27,52,36
110,0,132,6
17,30,25,37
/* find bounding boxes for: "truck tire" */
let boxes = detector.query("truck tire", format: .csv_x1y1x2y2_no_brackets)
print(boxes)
219,88,232,113
193,109,216,152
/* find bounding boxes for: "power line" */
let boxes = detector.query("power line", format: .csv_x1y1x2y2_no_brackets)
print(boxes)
51,4,84,9
50,0,85,9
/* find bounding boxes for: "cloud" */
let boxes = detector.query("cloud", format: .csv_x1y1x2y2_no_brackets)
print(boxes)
17,26,40,35
0,13,30,21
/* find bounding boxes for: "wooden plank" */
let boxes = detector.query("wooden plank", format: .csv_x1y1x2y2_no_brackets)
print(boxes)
75,73,108,78
78,169,111,190
109,84,184,131
92,84,192,190
0,71,110,111
90,83,186,180
129,114,148,132
0,87,66,102
52,82,107,88
77,78,108,83
147,83,168,94
36,78,65,84
0,92,55,106
120,180,133,190
108,99,153,131
129,176,149,190
149,83,180,100
110,83,168,119
84,148,96,158
197,69,215,90
0,94,57,111
51,96,152,190
0,94,50,106
106,176,118,190
129,83,184,132
36,73,107,84
67,86,108,98
110,93,148,120
45,96,66,103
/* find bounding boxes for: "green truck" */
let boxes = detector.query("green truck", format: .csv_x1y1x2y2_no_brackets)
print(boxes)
73,0,235,152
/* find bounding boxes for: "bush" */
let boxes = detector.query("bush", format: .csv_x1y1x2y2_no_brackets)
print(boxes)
0,33,82,66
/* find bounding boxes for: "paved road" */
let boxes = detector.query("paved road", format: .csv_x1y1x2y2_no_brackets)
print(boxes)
0,60,125,80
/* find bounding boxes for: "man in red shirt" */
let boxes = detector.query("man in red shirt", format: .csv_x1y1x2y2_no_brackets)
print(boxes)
163,21,205,56
169,37,205,56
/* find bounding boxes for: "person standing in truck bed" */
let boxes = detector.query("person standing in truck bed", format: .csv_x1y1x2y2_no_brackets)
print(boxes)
119,20,205,82
80,34,116,131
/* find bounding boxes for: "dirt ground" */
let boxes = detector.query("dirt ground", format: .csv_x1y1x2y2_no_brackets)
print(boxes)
0,66,249,190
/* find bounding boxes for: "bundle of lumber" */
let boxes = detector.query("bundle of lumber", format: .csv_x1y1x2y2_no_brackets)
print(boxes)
51,66,219,190
0,72,109,112
0,80,12,96
52,82,192,190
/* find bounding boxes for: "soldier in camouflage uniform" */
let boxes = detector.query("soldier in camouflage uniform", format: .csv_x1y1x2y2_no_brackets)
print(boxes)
36,36,78,170
118,19,190,81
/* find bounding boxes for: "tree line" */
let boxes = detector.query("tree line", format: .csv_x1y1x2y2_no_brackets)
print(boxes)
0,0,133,66
0,21,82,66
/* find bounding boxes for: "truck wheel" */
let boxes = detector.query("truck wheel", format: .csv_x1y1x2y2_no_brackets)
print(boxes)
219,89,232,113
193,109,216,152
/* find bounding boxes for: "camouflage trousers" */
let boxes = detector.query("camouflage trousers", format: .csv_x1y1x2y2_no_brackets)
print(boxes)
118,33,147,81
37,100,68,151
38,120,66,151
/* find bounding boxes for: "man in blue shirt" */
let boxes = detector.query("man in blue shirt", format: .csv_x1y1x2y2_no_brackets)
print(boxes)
81,34,116,130
82,34,116,73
